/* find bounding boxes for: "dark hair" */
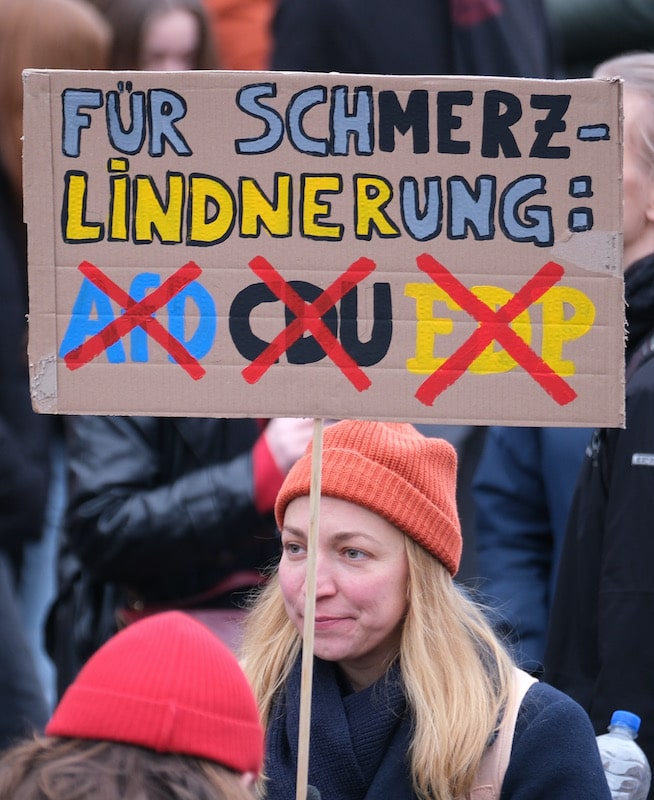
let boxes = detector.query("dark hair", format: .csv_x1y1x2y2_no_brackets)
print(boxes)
89,0,218,69
0,736,254,800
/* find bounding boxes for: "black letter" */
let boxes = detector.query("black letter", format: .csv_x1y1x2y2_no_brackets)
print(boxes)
437,91,472,155
229,281,338,364
530,95,571,158
481,90,522,158
340,284,392,366
379,90,429,154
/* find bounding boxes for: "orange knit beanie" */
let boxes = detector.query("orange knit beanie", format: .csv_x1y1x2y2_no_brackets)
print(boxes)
275,420,462,575
46,611,264,774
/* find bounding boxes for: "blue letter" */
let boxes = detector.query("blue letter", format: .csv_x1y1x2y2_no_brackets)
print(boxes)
168,283,217,362
59,279,125,362
148,89,191,156
288,86,328,156
62,89,103,157
235,83,284,154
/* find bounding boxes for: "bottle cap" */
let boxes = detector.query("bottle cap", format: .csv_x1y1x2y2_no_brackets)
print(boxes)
610,710,642,734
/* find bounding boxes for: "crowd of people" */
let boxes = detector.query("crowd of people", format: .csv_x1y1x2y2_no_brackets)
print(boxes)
1,0,654,798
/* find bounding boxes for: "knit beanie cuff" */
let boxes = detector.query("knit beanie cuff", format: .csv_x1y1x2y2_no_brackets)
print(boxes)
47,684,262,774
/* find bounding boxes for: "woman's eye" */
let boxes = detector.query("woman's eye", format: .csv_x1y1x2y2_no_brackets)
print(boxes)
284,541,304,555
344,548,365,560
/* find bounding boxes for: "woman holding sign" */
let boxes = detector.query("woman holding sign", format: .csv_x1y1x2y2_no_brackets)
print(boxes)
241,420,610,799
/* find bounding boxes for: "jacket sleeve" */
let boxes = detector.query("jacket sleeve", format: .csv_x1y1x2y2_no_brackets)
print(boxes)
0,412,50,551
501,682,611,798
64,415,265,589
473,427,589,672
474,428,552,670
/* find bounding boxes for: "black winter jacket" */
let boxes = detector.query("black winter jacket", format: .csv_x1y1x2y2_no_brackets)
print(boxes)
0,167,52,567
544,253,654,797
64,415,280,603
272,0,559,79
48,415,280,695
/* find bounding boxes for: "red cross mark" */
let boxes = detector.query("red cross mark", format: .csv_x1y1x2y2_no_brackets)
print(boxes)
415,254,577,406
241,255,376,391
63,260,206,380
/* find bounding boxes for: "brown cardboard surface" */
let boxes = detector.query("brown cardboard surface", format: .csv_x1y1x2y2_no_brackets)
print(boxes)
23,69,624,425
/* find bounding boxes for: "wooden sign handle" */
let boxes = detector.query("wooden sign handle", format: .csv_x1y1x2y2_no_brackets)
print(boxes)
295,417,324,800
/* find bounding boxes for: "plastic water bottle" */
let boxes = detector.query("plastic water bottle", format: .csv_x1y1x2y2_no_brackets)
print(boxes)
596,710,651,799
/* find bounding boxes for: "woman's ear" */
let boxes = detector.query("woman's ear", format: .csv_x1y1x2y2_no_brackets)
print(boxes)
645,180,654,225
239,770,256,789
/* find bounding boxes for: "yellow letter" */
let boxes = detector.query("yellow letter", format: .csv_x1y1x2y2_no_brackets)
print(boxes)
63,171,102,242
405,283,533,376
355,175,400,239
468,286,532,375
240,175,291,237
538,286,595,376
188,175,236,244
108,158,129,241
301,175,343,239
134,173,184,244
405,283,457,374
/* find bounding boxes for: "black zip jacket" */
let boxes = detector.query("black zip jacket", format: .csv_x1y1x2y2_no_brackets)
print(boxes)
544,253,654,798
48,415,280,696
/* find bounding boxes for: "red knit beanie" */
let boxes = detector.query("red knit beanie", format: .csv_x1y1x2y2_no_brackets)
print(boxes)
45,611,263,774
275,420,462,575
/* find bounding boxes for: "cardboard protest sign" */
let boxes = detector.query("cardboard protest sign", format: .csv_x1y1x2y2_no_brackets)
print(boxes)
23,69,624,425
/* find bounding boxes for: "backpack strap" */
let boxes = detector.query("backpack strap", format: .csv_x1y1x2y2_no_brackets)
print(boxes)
467,667,538,800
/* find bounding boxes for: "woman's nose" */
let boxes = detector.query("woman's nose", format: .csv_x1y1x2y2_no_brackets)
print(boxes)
313,555,337,597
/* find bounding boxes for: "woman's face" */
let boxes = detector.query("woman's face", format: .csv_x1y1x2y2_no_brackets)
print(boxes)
279,495,409,691
140,8,200,71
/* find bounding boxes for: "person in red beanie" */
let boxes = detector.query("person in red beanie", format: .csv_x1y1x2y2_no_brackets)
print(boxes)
240,419,611,799
0,611,262,800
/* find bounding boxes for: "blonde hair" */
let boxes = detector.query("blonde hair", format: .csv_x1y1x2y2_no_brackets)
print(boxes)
593,51,654,171
241,537,515,800
0,0,111,196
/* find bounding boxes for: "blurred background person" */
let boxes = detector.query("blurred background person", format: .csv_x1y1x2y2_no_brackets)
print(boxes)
471,0,651,679
543,53,654,793
0,0,111,741
89,0,217,70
